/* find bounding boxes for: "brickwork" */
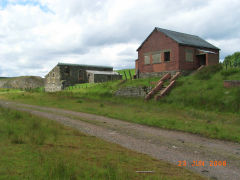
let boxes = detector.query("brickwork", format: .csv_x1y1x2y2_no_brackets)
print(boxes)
136,30,179,74
224,80,240,88
136,28,220,76
139,70,190,78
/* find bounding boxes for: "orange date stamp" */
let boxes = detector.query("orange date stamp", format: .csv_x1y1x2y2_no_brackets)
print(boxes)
178,160,227,167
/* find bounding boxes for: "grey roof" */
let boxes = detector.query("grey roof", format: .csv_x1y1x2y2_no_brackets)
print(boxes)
137,27,220,51
86,70,120,75
57,62,112,69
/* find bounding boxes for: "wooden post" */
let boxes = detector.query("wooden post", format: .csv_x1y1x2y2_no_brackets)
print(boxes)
129,70,132,80
123,71,127,80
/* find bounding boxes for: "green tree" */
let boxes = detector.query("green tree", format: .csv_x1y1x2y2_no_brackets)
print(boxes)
223,52,240,67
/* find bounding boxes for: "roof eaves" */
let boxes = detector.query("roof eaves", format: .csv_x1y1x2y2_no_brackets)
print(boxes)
57,62,113,69
179,43,220,50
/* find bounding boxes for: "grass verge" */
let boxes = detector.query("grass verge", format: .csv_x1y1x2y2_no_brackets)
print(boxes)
0,107,203,180
0,65,240,143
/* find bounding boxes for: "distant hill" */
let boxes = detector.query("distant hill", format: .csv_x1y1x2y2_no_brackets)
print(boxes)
0,76,44,89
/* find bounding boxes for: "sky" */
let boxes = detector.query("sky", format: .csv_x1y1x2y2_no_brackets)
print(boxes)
0,0,240,77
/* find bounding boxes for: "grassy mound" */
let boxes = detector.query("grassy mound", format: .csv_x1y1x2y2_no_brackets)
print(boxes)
0,76,44,89
164,65,240,113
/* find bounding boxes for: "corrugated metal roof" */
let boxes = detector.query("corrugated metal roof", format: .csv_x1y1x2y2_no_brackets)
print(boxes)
137,27,220,51
86,70,120,75
57,62,113,69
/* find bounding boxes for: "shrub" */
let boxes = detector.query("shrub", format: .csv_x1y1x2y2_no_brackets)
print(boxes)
221,68,239,77
194,64,222,80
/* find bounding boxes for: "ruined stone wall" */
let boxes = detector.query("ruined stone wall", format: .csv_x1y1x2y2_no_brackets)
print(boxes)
87,73,95,83
224,80,240,88
59,65,114,85
44,66,62,92
44,64,120,91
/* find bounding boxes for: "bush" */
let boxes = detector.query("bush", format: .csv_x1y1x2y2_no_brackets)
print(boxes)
194,64,222,80
221,68,239,77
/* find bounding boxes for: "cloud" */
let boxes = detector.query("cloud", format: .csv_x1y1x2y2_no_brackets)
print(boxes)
0,0,240,77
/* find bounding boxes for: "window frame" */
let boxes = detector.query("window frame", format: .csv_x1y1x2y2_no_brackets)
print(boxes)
185,48,194,62
164,51,171,62
144,55,150,65
152,51,162,64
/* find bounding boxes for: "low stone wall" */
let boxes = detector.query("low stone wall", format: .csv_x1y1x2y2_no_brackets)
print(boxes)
224,80,240,88
115,86,152,97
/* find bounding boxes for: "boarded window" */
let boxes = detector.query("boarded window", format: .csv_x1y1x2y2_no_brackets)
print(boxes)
152,53,161,64
164,51,170,62
144,55,150,65
186,49,193,62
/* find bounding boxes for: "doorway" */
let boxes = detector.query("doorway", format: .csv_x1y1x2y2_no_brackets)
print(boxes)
78,70,85,83
197,54,206,67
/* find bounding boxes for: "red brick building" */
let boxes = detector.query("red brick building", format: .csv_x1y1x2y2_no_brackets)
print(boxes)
135,27,220,77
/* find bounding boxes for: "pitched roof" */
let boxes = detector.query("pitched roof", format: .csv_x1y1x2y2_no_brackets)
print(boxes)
137,27,220,51
57,62,112,69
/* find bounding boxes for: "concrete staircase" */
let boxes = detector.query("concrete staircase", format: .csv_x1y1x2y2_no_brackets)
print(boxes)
145,72,181,101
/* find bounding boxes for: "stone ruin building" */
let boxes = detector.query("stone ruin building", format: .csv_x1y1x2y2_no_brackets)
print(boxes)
45,63,122,92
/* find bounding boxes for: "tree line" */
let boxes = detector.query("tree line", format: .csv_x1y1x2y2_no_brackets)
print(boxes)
223,52,240,69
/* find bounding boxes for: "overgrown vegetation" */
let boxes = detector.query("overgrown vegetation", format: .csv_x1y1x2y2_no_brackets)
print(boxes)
194,64,222,80
223,52,240,68
116,69,135,80
0,65,240,143
165,65,240,113
0,107,203,179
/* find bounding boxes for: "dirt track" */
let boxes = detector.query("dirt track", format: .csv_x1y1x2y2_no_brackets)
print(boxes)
0,100,239,180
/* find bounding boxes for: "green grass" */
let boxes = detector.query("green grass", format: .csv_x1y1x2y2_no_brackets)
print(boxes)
164,65,240,113
1,65,240,143
116,69,135,80
0,107,203,180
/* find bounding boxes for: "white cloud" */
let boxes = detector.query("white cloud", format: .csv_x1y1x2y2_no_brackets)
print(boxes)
0,0,240,77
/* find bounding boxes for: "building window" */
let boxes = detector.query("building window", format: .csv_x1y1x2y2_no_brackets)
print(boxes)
64,66,70,76
164,51,170,62
144,55,150,65
185,49,193,62
152,53,161,64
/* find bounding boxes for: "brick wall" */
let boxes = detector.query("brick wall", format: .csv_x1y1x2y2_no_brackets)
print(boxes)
224,80,240,88
137,30,179,74
136,29,220,76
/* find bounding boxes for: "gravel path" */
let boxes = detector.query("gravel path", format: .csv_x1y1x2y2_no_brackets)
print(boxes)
0,100,240,180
